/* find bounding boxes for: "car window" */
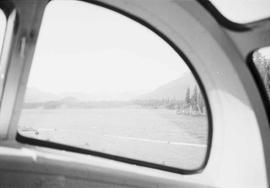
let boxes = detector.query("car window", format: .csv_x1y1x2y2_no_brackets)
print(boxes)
252,47,270,101
17,0,209,171
209,0,270,24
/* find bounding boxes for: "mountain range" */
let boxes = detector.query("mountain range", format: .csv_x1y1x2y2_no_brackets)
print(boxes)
24,72,198,103
138,72,197,100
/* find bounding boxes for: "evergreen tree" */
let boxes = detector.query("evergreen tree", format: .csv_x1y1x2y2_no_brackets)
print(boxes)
191,86,198,111
185,87,191,105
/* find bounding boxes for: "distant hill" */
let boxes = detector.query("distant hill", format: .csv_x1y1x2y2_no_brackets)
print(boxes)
25,72,199,103
25,88,84,104
24,87,60,103
138,72,197,100
60,96,81,103
24,88,139,103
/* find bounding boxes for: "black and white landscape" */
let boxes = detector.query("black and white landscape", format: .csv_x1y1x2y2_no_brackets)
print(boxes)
19,72,208,169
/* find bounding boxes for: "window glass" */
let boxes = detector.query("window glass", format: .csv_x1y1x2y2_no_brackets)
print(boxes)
209,0,270,24
18,0,209,171
253,47,270,100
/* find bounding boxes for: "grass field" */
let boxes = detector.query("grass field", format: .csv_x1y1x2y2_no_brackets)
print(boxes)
18,106,208,169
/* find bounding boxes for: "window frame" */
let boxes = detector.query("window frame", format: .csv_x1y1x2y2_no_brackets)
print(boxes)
0,6,8,98
197,0,270,31
0,2,14,100
0,1,19,138
14,0,213,175
247,48,270,122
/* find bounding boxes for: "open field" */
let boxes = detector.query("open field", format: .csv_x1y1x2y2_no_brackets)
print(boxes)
18,106,208,169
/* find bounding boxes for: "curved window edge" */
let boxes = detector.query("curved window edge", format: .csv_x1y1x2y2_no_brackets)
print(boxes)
0,1,14,17
15,0,213,175
247,49,270,124
197,0,270,31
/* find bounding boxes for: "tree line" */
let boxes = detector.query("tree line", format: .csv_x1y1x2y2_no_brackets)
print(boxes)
183,86,205,115
133,85,206,115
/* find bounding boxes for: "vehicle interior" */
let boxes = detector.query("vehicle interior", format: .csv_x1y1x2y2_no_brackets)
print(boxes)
0,0,269,187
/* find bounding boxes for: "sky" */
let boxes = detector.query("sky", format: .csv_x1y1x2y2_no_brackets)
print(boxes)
0,1,269,100
26,0,189,99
